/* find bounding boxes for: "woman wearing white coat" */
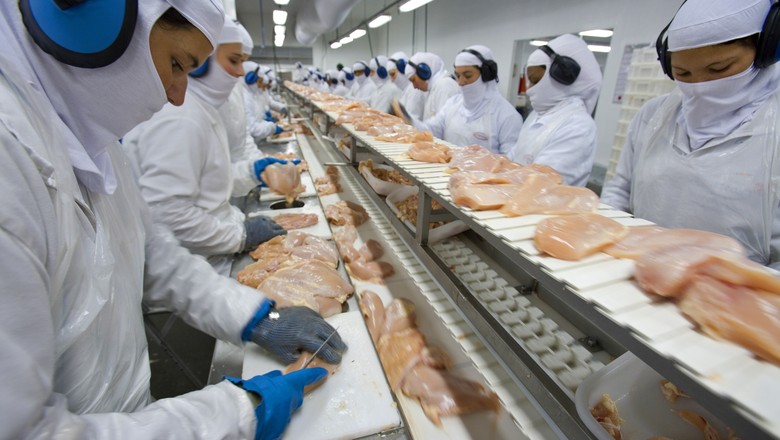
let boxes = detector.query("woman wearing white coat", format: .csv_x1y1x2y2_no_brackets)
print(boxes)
124,18,287,276
242,61,283,141
601,0,780,268
389,51,427,120
406,52,460,120
509,34,603,186
368,55,403,113
414,45,523,154
0,2,343,439
351,60,377,103
333,67,353,96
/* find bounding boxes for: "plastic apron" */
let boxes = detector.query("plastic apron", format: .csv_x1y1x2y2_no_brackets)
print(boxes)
514,98,587,164
442,95,496,151
630,90,780,265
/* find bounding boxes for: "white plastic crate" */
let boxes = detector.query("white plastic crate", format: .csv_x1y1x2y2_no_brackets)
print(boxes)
628,62,661,80
627,78,675,95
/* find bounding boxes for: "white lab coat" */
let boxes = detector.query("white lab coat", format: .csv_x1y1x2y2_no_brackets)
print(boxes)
601,89,780,268
420,93,522,155
423,72,460,120
0,62,260,439
219,82,266,197
124,91,247,275
353,78,377,104
243,84,276,141
400,84,426,120
348,81,361,99
369,79,403,114
509,97,596,186
333,84,350,97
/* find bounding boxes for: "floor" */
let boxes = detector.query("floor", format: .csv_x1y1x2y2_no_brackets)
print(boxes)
145,312,216,399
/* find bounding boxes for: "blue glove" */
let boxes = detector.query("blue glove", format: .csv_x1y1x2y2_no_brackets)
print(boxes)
244,216,286,252
253,157,288,184
273,125,284,135
226,368,328,440
265,111,277,122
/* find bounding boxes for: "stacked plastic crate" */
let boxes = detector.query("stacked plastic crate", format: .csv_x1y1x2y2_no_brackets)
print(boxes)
606,46,677,180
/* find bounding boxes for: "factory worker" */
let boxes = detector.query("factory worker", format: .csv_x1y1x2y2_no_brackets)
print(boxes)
509,34,603,186
406,52,460,120
368,55,403,113
243,61,284,141
326,68,339,92
334,67,354,96
414,45,523,154
0,1,344,439
125,17,288,276
389,51,427,120
601,0,780,268
351,60,378,103
292,60,306,83
262,65,289,115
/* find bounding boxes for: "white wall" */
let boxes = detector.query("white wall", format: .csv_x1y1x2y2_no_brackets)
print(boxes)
312,0,683,167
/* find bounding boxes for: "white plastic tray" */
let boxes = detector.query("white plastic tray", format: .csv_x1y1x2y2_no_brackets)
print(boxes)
386,186,470,244
575,352,728,440
359,162,414,196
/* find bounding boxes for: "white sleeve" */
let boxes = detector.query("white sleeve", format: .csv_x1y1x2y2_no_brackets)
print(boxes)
530,114,597,187
495,102,524,156
415,97,450,138
134,116,246,256
232,159,261,197
243,89,275,140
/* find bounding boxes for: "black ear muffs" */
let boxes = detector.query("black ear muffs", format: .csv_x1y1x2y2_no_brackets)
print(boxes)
408,60,432,80
538,45,580,86
756,0,780,68
374,57,388,78
245,67,260,85
189,57,210,78
19,0,138,68
459,48,499,82
390,58,407,74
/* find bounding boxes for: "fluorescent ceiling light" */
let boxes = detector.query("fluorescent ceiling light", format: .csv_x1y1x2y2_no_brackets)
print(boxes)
330,42,342,49
399,0,434,12
339,36,353,44
529,40,548,46
275,39,283,47
588,44,611,53
273,10,288,25
273,0,289,4
368,15,392,28
274,25,285,36
579,29,613,38
350,29,366,39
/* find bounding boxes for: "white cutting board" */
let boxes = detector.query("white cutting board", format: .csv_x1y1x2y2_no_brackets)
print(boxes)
242,311,401,439
247,201,331,239
260,173,317,202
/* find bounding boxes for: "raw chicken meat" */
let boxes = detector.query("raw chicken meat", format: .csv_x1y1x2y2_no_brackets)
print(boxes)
238,233,338,288
376,130,434,143
591,394,622,440
336,109,381,125
359,239,384,261
236,254,290,288
284,351,340,393
694,253,780,294
603,228,744,260
346,260,395,284
271,213,318,230
535,213,629,260
353,116,406,132
315,166,341,195
325,200,369,226
258,260,353,317
332,225,362,263
358,291,386,343
499,174,599,217
261,162,304,205
406,142,452,164
447,144,523,174
448,171,522,210
367,123,413,137
283,232,339,267
681,276,780,365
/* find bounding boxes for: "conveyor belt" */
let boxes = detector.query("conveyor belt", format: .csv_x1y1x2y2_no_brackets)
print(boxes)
286,87,780,440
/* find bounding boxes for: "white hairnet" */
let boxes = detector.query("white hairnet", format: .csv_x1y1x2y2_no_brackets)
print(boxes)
236,22,253,55
455,44,494,67
407,52,444,80
0,0,224,193
668,0,770,51
219,17,243,45
526,34,603,114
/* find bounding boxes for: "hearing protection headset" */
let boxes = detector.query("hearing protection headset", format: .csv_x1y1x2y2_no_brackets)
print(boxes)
374,57,388,78
345,71,355,81
408,60,432,80
538,45,581,86
656,0,780,79
19,0,138,68
389,57,407,74
245,67,260,85
359,61,371,77
459,48,499,82
189,57,210,78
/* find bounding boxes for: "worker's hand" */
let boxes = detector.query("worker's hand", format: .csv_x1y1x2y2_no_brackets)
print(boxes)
265,111,277,122
253,157,288,183
226,368,328,440
244,216,286,252
249,306,347,364
273,125,284,135
280,106,289,117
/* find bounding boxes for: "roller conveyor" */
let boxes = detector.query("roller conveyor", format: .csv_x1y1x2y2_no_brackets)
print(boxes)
286,86,780,439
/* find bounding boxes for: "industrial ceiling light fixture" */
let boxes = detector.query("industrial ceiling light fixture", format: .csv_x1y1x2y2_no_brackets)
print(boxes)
399,0,434,12
331,41,342,49
350,28,366,39
587,44,611,53
273,9,288,25
274,25,286,36
339,35,353,44
368,14,392,28
579,29,613,38
529,40,549,46
273,0,290,4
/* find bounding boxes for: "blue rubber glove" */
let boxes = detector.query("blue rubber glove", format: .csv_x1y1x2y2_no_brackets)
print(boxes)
273,125,284,135
253,157,288,184
244,216,286,252
265,111,277,122
226,368,328,440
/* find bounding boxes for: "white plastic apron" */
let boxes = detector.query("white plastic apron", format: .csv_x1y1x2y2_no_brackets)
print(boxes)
443,95,496,151
516,99,587,163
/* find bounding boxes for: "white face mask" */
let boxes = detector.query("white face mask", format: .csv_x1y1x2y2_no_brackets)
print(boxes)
189,58,240,107
356,74,366,86
676,65,769,149
526,72,567,115
461,79,487,111
370,73,382,86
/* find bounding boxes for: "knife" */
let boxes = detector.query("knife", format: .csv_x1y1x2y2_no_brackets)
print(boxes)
301,327,340,369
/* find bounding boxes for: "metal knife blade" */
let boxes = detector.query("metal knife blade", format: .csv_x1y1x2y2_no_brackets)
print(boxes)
301,327,340,369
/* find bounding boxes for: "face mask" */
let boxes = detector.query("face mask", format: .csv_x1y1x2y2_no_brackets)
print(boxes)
190,59,240,107
356,75,366,85
526,70,569,115
676,65,767,149
461,79,487,111
371,73,382,86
